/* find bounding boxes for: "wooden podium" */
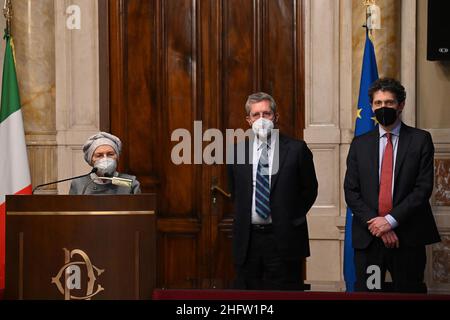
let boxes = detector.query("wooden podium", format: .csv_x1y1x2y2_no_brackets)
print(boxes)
4,194,156,300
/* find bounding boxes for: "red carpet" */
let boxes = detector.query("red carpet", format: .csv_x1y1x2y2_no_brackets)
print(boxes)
152,289,450,300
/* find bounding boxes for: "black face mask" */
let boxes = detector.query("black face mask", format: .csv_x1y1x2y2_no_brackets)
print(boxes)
374,107,398,127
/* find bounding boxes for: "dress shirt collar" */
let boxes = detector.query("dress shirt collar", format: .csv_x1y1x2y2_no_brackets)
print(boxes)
255,132,277,151
379,120,401,138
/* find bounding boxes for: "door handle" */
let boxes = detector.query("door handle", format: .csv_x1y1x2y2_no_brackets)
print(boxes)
211,177,231,204
211,185,231,198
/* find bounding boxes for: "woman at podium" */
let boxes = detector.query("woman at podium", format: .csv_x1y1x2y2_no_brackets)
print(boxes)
69,132,141,194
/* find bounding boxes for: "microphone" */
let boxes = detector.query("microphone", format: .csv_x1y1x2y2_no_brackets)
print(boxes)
32,168,98,194
96,176,133,188
81,174,133,194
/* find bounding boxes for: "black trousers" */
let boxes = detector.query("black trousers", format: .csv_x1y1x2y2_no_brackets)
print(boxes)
234,225,304,290
354,237,427,293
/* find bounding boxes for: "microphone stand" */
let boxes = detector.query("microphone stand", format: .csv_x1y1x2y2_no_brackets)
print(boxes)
32,168,98,194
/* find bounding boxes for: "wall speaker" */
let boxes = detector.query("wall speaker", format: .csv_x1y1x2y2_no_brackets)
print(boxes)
427,0,450,61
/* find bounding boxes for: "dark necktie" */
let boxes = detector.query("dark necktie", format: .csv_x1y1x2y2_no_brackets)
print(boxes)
379,133,393,217
255,143,270,220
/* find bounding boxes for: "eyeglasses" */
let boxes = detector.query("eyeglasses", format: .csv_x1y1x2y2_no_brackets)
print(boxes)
372,99,397,107
250,111,274,119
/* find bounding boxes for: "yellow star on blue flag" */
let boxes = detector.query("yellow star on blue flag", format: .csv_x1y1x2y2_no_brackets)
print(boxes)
356,108,362,120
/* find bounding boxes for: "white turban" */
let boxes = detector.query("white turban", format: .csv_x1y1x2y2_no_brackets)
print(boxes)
83,132,122,165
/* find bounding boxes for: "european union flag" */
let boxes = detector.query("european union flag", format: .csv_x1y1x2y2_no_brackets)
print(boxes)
343,29,378,292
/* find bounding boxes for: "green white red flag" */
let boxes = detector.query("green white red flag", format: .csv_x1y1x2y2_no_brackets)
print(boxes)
0,33,32,289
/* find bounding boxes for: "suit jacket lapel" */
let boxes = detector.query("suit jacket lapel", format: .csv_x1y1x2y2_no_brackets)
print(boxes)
270,134,288,191
394,122,412,185
369,128,380,195
243,137,253,191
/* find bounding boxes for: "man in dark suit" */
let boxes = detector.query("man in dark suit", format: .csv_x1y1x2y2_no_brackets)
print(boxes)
344,78,440,293
228,92,318,290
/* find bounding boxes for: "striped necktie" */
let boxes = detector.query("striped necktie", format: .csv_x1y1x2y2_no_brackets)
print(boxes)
255,142,270,220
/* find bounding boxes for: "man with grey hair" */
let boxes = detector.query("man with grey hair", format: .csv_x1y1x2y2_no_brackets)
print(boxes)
69,132,141,194
228,92,318,290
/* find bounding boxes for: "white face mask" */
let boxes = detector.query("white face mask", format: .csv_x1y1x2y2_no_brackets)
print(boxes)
251,118,274,139
94,157,117,177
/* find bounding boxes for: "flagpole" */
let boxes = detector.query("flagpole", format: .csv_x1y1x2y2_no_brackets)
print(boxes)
3,0,12,37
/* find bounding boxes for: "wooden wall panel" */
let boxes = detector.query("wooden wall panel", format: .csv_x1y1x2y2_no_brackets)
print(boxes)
125,2,154,176
222,0,255,131
162,0,199,217
162,234,199,288
264,0,299,137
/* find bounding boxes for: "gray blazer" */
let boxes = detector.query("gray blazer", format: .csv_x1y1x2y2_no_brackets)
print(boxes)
69,173,141,195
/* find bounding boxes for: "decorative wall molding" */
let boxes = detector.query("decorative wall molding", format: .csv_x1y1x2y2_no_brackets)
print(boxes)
304,0,340,136
26,132,57,194
304,0,347,291
54,0,100,194
428,129,450,145
400,0,417,127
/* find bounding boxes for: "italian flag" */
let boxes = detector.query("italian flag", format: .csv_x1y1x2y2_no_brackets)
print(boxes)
0,34,32,289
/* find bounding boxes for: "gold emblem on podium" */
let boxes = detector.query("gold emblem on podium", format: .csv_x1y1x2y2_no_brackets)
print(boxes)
51,248,105,300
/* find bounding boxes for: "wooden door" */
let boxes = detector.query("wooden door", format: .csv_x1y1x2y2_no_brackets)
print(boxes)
106,0,305,289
